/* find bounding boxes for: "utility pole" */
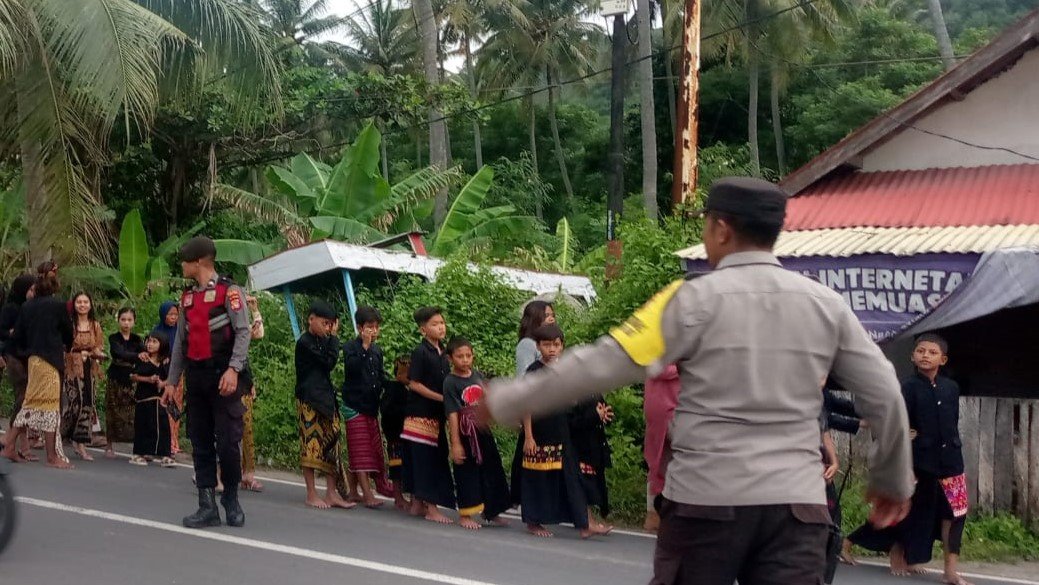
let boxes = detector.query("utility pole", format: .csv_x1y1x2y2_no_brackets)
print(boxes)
603,0,627,279
671,0,702,207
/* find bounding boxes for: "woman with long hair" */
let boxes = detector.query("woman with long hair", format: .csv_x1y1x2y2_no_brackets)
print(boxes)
515,300,556,376
1,270,74,468
0,274,37,460
62,291,106,461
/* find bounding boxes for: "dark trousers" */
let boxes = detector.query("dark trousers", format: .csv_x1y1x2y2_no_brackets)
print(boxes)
650,499,830,585
185,361,245,490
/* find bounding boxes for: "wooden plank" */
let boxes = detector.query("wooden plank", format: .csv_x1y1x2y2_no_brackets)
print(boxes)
1029,403,1039,530
994,400,1015,512
977,398,997,514
1015,402,1030,518
960,397,981,511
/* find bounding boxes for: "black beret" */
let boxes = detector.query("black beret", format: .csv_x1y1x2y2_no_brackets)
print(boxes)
178,236,217,262
309,299,337,320
702,177,788,227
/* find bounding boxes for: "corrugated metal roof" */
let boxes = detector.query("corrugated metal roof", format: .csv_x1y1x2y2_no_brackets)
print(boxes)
676,225,1039,260
787,164,1039,230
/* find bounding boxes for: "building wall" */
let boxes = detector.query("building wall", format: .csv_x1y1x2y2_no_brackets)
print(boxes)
861,48,1039,172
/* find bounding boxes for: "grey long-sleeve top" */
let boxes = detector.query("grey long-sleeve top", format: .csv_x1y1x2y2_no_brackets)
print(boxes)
487,251,914,507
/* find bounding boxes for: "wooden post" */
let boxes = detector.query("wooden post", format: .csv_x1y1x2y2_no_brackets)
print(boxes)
977,398,996,514
994,400,1014,512
671,0,702,207
1029,402,1039,529
1015,402,1030,518
960,397,980,511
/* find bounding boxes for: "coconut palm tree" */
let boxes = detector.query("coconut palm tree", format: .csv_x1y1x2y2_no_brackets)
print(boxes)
256,0,351,64
0,0,280,265
412,0,451,224
478,0,599,202
704,0,854,177
923,0,955,70
636,0,659,219
440,0,529,170
341,0,420,75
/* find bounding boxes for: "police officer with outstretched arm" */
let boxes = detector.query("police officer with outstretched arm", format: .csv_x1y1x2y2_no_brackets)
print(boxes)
162,236,252,529
484,178,915,585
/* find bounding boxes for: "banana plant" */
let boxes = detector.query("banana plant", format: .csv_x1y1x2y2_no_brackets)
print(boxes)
430,166,542,257
215,121,461,249
65,210,204,298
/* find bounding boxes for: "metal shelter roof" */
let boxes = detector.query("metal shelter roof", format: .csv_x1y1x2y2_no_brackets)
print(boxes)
676,225,1039,261
247,239,597,302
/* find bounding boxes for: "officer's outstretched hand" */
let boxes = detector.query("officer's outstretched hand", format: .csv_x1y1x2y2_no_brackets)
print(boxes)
219,368,239,397
159,383,174,407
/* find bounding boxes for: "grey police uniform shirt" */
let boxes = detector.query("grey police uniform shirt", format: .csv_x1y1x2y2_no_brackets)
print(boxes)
165,275,252,388
487,251,914,507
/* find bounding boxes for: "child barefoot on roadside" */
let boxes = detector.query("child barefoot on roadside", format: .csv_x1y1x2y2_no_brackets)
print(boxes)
444,336,510,531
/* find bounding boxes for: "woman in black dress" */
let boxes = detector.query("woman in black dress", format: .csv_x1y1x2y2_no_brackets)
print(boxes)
0,274,37,460
570,394,614,533
105,307,145,458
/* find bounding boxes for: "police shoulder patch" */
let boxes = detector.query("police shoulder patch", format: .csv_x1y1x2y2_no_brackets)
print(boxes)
228,288,243,311
608,280,684,367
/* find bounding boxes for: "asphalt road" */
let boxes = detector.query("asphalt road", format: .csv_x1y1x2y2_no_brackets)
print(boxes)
0,453,1031,585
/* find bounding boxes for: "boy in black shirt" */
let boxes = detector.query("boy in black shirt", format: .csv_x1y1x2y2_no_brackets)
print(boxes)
401,306,455,523
295,300,354,511
342,306,392,508
901,334,969,585
444,336,510,530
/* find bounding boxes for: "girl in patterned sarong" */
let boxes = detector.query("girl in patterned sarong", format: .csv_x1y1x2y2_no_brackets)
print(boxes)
296,301,356,511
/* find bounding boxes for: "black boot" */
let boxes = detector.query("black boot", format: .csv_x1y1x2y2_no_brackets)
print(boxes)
183,488,222,529
221,483,245,528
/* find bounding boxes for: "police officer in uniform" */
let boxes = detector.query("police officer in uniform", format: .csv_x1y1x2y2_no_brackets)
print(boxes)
485,178,915,585
162,236,252,529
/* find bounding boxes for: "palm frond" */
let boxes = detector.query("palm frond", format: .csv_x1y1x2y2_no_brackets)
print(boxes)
213,183,305,229
0,0,29,78
139,0,283,124
36,0,187,140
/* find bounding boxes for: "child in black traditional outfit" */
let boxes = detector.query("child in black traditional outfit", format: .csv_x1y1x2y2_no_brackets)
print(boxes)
381,355,411,511
570,394,614,535
131,332,175,467
520,324,605,539
846,333,970,585
444,336,510,531
402,306,456,523
296,300,355,511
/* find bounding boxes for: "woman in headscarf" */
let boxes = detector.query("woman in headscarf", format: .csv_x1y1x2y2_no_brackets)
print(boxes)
152,301,181,454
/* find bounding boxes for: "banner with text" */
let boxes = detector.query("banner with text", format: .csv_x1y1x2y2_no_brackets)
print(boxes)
685,253,981,342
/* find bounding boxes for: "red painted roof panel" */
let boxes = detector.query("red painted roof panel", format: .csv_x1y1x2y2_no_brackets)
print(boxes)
786,164,1039,230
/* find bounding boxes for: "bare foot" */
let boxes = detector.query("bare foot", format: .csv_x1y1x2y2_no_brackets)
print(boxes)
394,498,409,512
409,500,426,517
580,529,597,540
527,523,554,538
75,446,94,462
907,566,929,575
840,551,858,566
593,522,614,535
424,508,453,525
487,516,510,527
459,517,482,530
347,493,363,504
21,451,39,462
47,458,75,470
363,499,384,509
104,449,118,459
325,494,357,510
943,574,974,585
306,496,331,509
